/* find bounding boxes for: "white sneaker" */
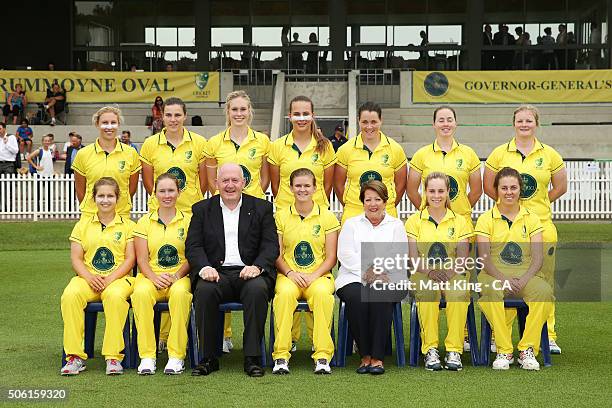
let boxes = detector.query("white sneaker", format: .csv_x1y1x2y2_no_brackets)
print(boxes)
492,353,514,370
314,358,331,374
490,340,497,353
518,347,540,371
222,337,233,353
549,339,561,354
60,355,86,375
272,358,290,375
444,351,463,371
164,358,184,375
105,359,124,375
290,342,297,352
463,337,470,352
137,358,156,375
424,348,442,371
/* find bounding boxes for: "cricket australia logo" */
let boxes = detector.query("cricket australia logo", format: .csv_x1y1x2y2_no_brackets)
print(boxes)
118,160,126,171
535,157,544,169
114,232,122,242
248,148,257,160
294,241,315,268
456,159,463,169
177,227,185,240
311,153,319,164
522,224,527,238
447,227,455,238
158,244,180,268
92,247,115,272
312,224,321,237
195,72,209,90
500,242,523,265
381,154,390,166
185,150,193,161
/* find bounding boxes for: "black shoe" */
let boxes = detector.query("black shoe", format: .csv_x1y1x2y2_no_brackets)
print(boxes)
356,364,370,374
369,364,385,375
244,357,265,377
191,358,219,376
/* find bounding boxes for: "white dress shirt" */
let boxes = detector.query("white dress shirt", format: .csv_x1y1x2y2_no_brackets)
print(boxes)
0,134,18,162
335,213,408,291
220,196,245,267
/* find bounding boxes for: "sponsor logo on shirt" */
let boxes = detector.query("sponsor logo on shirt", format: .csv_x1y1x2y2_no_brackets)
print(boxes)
167,166,187,190
158,244,180,268
520,173,537,199
500,242,523,265
294,241,315,268
92,247,115,272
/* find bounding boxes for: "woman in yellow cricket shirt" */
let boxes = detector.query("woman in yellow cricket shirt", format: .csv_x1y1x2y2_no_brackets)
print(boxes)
60,177,136,376
483,105,566,355
205,91,271,351
406,172,473,371
205,90,270,198
334,101,407,224
268,95,336,347
131,173,193,376
272,168,339,375
407,106,482,225
72,107,141,218
476,167,553,371
139,97,206,350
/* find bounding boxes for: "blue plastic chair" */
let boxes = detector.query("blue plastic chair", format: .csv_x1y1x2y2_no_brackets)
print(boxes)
61,302,132,369
336,301,406,367
216,302,267,367
267,300,336,367
130,303,199,369
409,298,480,367
479,299,552,367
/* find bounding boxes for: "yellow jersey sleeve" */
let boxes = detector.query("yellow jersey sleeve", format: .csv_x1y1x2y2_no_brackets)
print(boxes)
547,146,565,175
336,143,350,169
485,145,503,173
468,148,482,174
409,147,425,173
267,139,281,166
139,137,155,166
390,140,408,171
260,132,271,156
475,211,493,237
128,147,142,175
404,212,420,239
274,210,285,235
526,213,544,237
124,218,136,242
132,214,150,240
194,133,208,164
69,218,85,243
322,209,340,234
321,142,337,169
455,215,474,240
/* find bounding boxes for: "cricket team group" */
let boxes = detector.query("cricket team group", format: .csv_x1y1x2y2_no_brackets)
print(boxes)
60,90,566,377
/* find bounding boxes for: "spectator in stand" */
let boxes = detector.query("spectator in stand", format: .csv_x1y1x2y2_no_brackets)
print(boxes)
0,122,18,175
556,24,568,69
16,118,33,159
48,62,55,71
541,27,556,70
3,84,28,125
482,24,494,70
26,134,55,178
590,22,602,68
130,64,138,72
493,24,515,70
567,32,577,70
44,82,66,126
62,133,84,175
166,63,174,72
121,130,139,152
151,96,164,135
329,123,348,152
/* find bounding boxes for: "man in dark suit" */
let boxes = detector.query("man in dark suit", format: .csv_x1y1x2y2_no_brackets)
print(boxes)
186,163,279,377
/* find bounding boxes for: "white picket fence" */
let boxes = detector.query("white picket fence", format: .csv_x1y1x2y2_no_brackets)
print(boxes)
0,160,611,221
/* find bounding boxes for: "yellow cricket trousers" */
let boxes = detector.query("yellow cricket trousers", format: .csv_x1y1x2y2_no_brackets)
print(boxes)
61,276,134,361
131,274,192,360
478,273,554,355
413,272,470,354
272,274,335,361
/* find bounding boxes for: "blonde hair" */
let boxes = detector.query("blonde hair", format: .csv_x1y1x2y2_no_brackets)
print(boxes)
91,106,123,126
288,95,331,155
513,104,540,126
422,171,451,210
225,90,254,127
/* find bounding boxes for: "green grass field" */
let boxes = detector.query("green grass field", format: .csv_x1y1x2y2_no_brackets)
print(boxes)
0,222,611,407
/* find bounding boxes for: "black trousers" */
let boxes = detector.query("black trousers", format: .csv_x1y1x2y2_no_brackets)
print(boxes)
336,282,394,361
193,266,272,359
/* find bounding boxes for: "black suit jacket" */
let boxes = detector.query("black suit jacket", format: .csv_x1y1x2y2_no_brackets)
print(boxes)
185,193,279,290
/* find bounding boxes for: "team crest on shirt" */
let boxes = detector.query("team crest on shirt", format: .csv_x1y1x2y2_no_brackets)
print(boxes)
178,228,185,240
500,242,523,265
240,165,252,187
428,242,449,261
535,157,544,169
118,160,126,172
311,153,319,164
294,241,315,268
520,173,537,199
381,154,390,166
248,148,257,160
167,167,187,190
92,247,115,272
456,159,463,169
448,175,459,201
312,224,321,237
447,227,455,238
185,151,193,162
158,244,180,268
114,232,123,242
359,170,383,185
